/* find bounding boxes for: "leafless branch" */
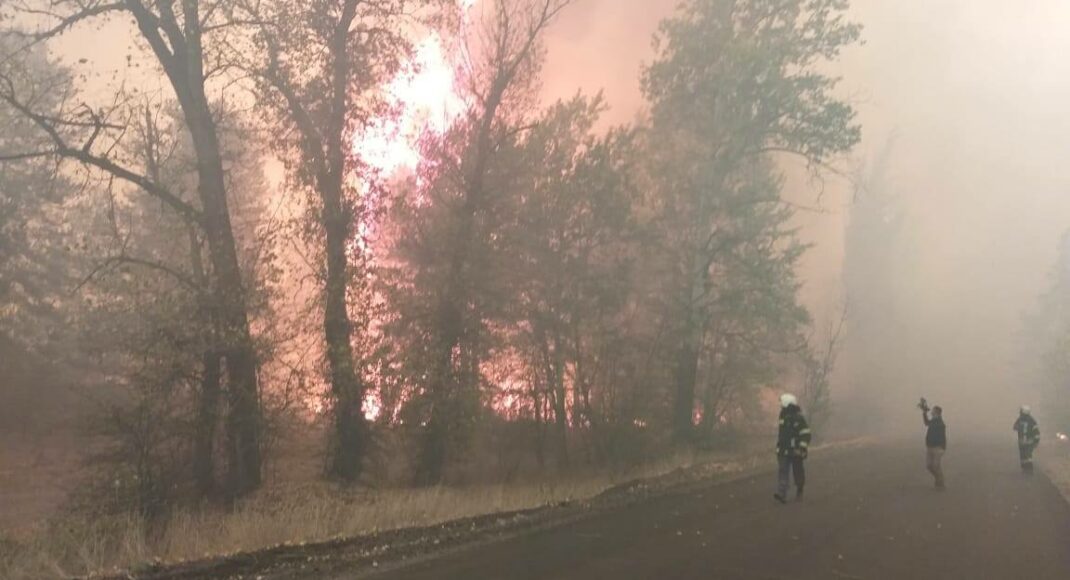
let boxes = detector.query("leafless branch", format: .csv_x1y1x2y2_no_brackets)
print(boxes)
0,150,53,161
0,75,204,225
13,1,124,41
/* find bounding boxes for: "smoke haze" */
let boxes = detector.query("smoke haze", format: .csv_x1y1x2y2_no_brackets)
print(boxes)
8,2,1070,576
32,0,1070,437
534,0,1070,433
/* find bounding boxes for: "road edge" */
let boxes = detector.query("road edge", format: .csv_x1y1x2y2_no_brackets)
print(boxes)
99,438,872,580
1039,444,1070,506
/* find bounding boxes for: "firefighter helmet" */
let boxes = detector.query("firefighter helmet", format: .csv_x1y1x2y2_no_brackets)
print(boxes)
780,393,798,408
1021,405,1031,416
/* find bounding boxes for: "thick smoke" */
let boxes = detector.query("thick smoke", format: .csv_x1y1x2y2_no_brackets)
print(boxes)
537,0,1070,433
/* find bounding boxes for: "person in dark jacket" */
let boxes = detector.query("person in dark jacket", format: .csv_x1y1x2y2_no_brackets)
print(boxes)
774,393,811,504
922,403,946,489
1013,406,1041,474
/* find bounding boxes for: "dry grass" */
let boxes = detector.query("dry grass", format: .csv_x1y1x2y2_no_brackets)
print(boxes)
0,446,766,580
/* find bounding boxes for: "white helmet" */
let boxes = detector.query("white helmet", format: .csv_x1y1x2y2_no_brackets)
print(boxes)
780,393,798,409
1021,405,1031,415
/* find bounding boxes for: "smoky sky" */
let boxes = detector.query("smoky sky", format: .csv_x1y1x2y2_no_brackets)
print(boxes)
540,0,1070,429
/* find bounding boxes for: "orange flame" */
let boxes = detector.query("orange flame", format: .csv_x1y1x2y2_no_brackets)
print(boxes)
356,3,474,174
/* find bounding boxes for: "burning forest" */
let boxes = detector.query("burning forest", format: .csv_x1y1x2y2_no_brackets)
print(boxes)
4,1,1070,579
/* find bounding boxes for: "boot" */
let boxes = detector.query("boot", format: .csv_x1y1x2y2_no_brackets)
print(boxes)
795,486,804,502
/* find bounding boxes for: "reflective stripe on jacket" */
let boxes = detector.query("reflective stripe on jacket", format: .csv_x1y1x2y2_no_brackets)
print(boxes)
1013,415,1040,446
777,405,811,458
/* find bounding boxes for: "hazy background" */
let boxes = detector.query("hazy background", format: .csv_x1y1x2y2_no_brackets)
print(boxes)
4,0,1068,570
532,0,1070,434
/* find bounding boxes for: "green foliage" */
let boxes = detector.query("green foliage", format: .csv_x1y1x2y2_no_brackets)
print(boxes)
638,0,861,439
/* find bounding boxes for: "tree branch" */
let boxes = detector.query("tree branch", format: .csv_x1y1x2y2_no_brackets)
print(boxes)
15,1,124,41
0,150,54,161
0,79,205,226
105,254,201,291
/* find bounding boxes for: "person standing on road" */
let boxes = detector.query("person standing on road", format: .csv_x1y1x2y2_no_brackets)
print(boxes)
774,393,811,504
921,401,947,489
1013,406,1041,475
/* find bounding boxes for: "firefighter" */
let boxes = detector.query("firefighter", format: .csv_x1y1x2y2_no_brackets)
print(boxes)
774,393,811,504
1013,406,1041,475
921,401,946,490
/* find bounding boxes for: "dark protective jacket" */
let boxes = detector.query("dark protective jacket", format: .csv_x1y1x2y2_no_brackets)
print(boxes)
923,412,946,449
1013,414,1040,446
777,404,812,458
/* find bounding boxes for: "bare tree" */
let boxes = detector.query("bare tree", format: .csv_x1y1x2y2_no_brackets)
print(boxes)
236,0,430,483
0,0,264,498
801,302,849,436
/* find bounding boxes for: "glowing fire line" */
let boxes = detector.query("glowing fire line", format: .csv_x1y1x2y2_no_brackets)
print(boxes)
346,1,475,421
356,3,474,175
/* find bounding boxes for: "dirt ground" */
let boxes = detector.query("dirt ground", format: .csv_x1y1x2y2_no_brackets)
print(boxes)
359,439,1070,580
0,431,84,532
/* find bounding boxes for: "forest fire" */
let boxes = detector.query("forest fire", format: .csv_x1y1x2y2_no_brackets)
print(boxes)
0,0,856,503
357,34,468,175
355,0,479,175
9,0,1070,578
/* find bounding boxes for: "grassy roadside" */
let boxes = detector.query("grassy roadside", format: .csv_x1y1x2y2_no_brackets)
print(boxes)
1039,441,1070,504
1,438,869,580
0,446,750,579
128,438,868,580
0,438,816,580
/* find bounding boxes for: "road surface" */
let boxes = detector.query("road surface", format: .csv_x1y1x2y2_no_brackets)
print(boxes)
365,441,1070,580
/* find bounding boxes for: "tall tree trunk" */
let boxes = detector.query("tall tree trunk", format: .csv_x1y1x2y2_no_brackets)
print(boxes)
672,312,700,444
147,112,225,500
416,299,463,485
143,113,221,498
414,3,557,483
188,224,222,498
322,176,367,482
194,350,222,496
414,89,501,486
532,382,546,469
322,0,368,484
672,244,710,445
127,0,264,499
549,328,569,469
416,408,450,485
189,108,263,499
570,319,602,462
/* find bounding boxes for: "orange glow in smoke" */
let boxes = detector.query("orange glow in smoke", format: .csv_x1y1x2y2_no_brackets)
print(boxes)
356,4,473,175
302,390,382,421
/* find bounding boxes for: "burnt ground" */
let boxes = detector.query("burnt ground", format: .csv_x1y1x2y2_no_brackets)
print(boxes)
361,440,1070,580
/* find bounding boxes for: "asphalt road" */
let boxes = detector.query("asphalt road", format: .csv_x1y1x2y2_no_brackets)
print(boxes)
365,441,1070,580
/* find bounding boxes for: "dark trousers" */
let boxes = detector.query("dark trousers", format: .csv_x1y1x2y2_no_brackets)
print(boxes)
777,455,805,498
926,447,945,488
1019,443,1035,473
